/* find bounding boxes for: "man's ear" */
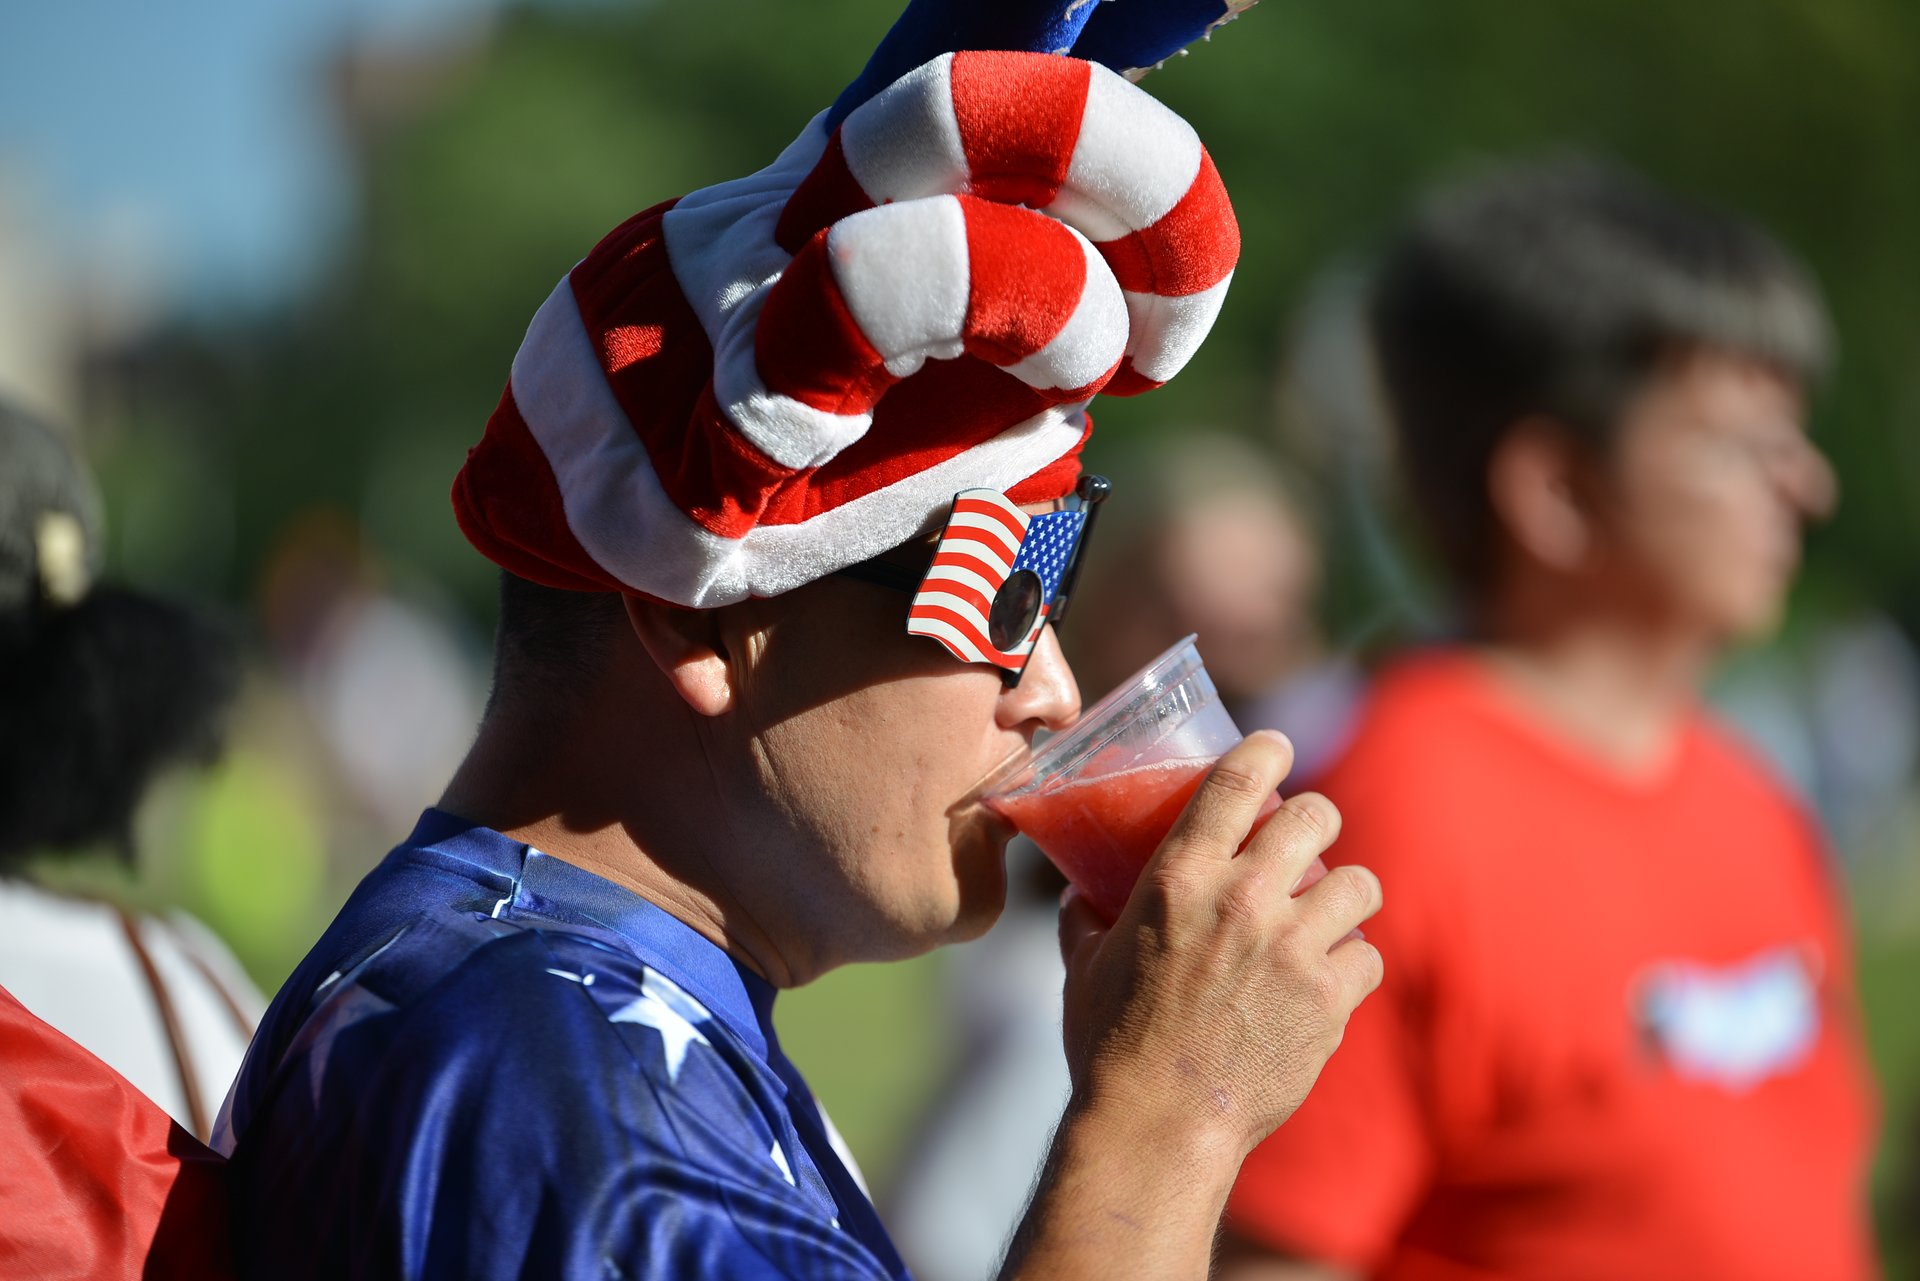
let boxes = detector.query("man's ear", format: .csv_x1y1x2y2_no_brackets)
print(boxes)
623,596,735,717
1487,419,1595,574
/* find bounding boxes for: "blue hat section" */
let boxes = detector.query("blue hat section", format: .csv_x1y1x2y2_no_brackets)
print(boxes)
827,0,1250,130
1073,0,1247,76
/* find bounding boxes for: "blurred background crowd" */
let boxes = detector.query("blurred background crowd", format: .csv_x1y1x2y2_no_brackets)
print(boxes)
4,0,1917,1272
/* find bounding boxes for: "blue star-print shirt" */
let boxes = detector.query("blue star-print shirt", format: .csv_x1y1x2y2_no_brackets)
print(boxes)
217,809,911,1281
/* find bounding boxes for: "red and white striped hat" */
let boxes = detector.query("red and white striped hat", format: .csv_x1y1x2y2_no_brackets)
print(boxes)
453,50,1237,608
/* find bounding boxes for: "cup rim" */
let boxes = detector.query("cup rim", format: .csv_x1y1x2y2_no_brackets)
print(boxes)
974,633,1205,801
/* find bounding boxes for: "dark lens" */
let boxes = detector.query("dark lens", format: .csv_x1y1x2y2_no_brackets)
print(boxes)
989,570,1044,652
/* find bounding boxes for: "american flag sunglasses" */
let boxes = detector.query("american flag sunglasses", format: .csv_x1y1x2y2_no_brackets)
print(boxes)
833,474,1110,686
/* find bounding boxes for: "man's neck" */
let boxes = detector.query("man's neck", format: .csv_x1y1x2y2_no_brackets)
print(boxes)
1473,591,1714,775
437,708,805,989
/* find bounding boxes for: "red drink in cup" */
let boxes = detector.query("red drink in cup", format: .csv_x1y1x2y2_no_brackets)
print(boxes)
989,759,1283,924
980,636,1322,923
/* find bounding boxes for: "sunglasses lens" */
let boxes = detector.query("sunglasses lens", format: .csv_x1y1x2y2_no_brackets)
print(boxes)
988,570,1044,652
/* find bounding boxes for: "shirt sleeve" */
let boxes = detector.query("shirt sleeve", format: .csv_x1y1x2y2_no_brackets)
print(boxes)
0,985,233,1280
1223,770,1443,1271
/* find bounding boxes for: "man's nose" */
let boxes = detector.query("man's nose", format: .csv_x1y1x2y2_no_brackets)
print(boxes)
998,624,1081,733
1779,437,1838,521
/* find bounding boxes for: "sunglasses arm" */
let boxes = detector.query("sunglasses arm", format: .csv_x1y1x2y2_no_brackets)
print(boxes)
832,559,925,594
1041,472,1111,632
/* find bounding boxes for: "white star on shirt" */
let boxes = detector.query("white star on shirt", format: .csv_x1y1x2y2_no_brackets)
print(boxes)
609,968,713,1083
770,1140,797,1186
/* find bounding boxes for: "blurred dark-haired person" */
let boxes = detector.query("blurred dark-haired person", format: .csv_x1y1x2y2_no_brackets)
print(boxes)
0,398,260,1138
1220,158,1876,1281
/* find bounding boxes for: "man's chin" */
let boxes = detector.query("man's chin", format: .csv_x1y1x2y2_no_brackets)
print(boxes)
944,811,1014,943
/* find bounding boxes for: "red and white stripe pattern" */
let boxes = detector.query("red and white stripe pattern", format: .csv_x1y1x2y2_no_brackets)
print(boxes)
774,51,1238,395
454,51,1237,608
908,491,1042,667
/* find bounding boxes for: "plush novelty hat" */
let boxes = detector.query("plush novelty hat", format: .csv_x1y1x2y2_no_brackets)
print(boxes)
453,0,1252,610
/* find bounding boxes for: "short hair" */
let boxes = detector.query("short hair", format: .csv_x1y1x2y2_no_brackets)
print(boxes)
1369,155,1831,595
487,571,629,717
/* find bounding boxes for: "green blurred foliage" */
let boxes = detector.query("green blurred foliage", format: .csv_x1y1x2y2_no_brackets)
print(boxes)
185,750,330,977
1860,928,1920,1279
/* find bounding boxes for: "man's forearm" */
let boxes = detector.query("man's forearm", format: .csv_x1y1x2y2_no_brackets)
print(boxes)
999,1092,1242,1281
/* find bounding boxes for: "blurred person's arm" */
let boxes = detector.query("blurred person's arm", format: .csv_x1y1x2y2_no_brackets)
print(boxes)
996,733,1385,1281
0,986,234,1278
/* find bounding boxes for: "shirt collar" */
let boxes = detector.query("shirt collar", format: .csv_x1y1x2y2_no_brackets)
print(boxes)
397,807,779,1058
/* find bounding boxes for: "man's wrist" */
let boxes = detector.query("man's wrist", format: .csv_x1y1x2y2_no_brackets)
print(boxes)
1060,1079,1246,1192
1000,1085,1244,1280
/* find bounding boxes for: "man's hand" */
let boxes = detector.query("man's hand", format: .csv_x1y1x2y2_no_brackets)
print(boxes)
1003,730,1382,1280
1061,729,1382,1155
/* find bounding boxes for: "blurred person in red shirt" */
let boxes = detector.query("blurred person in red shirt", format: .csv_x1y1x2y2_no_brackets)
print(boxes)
1218,157,1878,1281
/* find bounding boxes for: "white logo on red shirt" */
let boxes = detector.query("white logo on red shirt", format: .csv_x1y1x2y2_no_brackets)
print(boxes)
1633,944,1821,1092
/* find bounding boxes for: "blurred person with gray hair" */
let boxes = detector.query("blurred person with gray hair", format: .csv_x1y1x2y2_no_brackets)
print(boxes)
1219,157,1876,1280
0,397,262,1141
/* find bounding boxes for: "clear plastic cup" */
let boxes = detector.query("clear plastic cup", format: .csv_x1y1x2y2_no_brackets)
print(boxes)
980,634,1313,923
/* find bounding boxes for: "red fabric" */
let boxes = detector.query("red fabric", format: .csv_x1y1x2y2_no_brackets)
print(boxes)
952,50,1090,209
0,986,233,1280
767,195,1102,408
1097,363,1165,398
774,356,1077,527
456,195,800,556
564,195,1092,540
453,52,1218,598
452,388,624,592
1002,417,1089,505
960,197,1089,370
453,369,1085,596
774,130,874,254
1095,149,1237,297
757,231,899,414
1227,652,1879,1281
680,388,806,537
571,200,793,541
603,321,666,373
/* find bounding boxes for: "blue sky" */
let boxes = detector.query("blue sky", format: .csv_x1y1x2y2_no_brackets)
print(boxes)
0,0,531,312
